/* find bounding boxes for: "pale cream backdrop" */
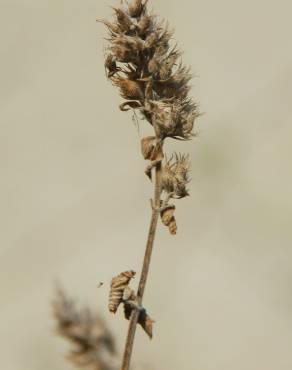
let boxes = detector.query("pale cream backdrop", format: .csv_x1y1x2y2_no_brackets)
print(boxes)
1,0,292,369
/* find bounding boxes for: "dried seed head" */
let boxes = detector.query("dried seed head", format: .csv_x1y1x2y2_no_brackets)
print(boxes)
100,0,199,136
146,99,197,140
161,154,190,198
148,101,177,139
108,270,136,313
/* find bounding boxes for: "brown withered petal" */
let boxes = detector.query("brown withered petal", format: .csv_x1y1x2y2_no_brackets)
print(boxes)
108,270,136,314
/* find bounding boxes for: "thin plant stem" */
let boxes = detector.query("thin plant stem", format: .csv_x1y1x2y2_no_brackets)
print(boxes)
120,161,162,370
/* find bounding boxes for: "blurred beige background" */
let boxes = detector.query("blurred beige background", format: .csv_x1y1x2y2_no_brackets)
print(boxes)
1,0,292,369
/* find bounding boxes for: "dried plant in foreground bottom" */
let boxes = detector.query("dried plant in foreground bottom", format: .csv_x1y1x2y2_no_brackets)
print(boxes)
98,1,200,369
53,289,119,370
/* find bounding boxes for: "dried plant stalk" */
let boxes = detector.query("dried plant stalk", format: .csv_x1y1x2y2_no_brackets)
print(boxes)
98,1,199,369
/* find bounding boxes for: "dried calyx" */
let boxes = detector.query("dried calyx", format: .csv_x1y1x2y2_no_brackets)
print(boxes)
108,270,154,339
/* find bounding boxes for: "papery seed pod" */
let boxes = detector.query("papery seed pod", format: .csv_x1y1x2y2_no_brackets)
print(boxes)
161,205,177,235
112,77,144,100
108,270,136,313
124,303,154,339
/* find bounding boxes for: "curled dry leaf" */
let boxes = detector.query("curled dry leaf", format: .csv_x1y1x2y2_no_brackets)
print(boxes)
108,270,136,313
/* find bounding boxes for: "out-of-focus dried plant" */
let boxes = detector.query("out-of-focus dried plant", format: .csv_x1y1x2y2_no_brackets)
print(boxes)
97,1,201,369
53,288,119,370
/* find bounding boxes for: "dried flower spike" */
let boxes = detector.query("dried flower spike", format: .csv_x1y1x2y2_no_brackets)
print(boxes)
100,0,199,141
98,1,200,369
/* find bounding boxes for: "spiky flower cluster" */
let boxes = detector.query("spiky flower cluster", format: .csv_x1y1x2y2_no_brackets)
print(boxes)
99,0,198,233
100,0,198,141
161,154,190,199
